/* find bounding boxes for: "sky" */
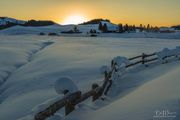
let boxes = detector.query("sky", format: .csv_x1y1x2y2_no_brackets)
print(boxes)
0,0,180,26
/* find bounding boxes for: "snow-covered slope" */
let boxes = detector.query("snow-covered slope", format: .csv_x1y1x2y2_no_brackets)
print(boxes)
0,17,25,25
0,20,117,34
0,36,47,86
74,62,180,120
0,24,180,39
0,35,179,120
0,24,99,35
101,21,118,31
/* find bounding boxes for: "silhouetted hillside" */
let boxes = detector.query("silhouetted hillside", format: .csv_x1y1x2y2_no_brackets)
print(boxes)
172,25,180,30
23,20,55,27
80,18,110,25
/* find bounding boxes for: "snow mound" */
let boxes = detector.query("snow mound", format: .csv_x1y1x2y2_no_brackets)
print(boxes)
100,65,110,74
84,64,180,120
113,56,130,67
112,56,130,71
55,77,78,94
156,47,180,62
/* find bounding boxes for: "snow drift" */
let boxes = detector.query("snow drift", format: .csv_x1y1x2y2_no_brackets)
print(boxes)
0,35,179,120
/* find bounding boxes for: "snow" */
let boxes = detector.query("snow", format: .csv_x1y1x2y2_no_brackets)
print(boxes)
100,21,118,31
156,47,180,62
54,77,78,94
0,37,46,86
160,27,175,32
112,56,130,67
0,35,180,120
1,24,180,39
100,65,110,74
32,95,63,114
79,62,180,120
156,48,171,61
0,17,26,25
111,56,130,77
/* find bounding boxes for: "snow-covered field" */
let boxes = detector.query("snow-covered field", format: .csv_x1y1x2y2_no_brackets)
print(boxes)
0,25,180,39
0,34,180,120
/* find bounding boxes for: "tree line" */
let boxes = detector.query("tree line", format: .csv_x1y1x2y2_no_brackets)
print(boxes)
98,22,159,33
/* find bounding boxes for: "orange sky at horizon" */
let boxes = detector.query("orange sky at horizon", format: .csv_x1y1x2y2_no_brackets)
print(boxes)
0,0,180,27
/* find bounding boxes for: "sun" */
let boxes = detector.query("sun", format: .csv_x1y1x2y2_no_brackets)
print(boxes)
62,14,87,25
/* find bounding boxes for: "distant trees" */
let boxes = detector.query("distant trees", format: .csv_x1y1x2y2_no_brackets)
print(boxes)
23,20,55,26
80,18,110,25
172,25,180,30
98,22,160,33
137,24,159,33
146,24,150,32
98,22,103,31
144,24,160,32
102,23,108,32
139,24,143,32
98,22,108,32
117,23,136,33
118,24,123,33
123,24,129,32
149,26,159,32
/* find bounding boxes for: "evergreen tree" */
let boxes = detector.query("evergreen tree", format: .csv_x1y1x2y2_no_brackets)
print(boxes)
98,22,103,31
102,23,108,32
147,24,150,32
154,26,159,33
140,24,143,32
118,23,123,33
133,25,136,31
124,24,129,32
143,25,146,31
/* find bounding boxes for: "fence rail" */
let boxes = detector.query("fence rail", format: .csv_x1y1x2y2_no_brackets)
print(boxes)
34,51,179,120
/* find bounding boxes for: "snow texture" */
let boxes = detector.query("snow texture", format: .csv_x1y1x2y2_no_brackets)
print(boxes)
112,56,130,72
156,47,180,62
54,77,78,94
100,65,110,74
0,17,25,25
0,23,180,39
0,35,180,120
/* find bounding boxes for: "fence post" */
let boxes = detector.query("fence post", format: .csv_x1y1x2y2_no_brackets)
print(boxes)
142,53,145,64
104,79,112,95
92,83,100,101
65,91,81,115
65,99,74,115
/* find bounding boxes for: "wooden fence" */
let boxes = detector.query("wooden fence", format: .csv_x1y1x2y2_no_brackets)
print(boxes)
34,51,179,120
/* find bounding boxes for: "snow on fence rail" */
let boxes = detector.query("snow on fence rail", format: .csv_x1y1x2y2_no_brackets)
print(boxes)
34,47,180,120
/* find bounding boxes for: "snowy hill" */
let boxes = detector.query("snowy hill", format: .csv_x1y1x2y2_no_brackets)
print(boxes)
0,17,26,26
0,35,180,120
100,21,118,31
0,25,180,39
77,63,180,120
0,17,56,31
0,17,180,39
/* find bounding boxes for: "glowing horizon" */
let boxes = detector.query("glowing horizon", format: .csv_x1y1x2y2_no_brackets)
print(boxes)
0,0,180,27
61,14,88,25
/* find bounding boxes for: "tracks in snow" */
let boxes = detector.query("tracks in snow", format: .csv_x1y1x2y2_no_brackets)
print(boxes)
0,41,54,101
